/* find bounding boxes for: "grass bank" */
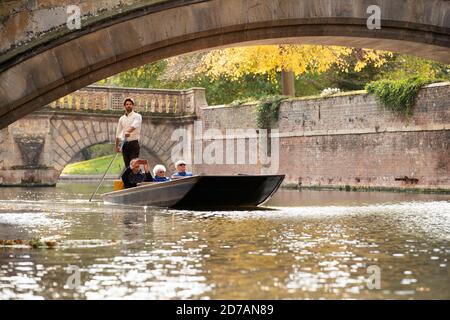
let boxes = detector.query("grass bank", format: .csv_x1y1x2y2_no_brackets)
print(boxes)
62,155,125,175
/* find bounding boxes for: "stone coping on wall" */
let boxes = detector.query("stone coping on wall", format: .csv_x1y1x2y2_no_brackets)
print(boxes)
34,108,198,121
203,82,450,110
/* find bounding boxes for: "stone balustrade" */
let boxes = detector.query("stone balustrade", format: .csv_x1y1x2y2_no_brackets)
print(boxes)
48,85,206,115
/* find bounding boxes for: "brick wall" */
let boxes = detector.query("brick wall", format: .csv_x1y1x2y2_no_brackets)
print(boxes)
193,83,450,190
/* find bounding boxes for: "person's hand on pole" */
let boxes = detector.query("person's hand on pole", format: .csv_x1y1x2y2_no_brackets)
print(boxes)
115,138,126,153
115,137,122,153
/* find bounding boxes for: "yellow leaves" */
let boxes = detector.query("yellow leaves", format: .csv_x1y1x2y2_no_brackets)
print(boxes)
203,46,279,80
163,53,207,82
354,49,393,71
201,45,390,81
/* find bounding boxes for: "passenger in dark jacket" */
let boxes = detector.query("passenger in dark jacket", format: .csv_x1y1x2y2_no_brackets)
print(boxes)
121,158,153,188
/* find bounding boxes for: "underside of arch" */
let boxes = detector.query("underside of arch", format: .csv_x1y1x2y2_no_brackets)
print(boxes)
0,0,448,129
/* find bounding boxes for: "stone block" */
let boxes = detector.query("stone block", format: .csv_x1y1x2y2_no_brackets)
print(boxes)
107,20,143,61
62,132,76,148
52,39,90,80
78,29,116,69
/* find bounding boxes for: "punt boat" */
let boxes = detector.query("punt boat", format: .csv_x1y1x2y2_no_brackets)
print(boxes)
102,174,285,210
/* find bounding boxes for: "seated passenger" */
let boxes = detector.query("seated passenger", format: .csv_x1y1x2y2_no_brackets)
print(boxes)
121,158,153,188
153,164,170,182
171,160,193,178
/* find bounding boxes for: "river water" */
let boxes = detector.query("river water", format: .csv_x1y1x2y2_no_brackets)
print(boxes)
0,182,448,300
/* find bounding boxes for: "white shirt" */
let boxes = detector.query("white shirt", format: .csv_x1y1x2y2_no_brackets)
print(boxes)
116,111,142,141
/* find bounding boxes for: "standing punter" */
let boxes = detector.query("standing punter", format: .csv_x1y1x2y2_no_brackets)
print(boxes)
115,98,142,168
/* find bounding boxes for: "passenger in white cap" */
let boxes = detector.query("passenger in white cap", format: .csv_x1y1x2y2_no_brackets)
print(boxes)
171,160,193,179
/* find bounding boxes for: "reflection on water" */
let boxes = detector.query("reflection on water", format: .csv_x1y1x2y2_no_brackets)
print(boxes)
0,182,449,299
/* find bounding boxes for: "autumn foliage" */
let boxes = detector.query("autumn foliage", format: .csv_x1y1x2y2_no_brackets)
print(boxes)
201,45,392,81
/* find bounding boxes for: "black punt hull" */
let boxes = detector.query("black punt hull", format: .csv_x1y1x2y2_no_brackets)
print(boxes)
102,176,199,207
102,175,284,210
172,175,284,209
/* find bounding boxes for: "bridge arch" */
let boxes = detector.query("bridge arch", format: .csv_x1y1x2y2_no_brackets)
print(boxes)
0,110,188,185
0,0,449,128
50,114,179,176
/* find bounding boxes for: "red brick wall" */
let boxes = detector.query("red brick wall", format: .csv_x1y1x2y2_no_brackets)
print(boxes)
278,131,449,188
193,83,450,190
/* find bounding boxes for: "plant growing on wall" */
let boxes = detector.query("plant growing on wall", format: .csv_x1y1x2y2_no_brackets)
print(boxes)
365,76,441,116
228,97,254,108
255,95,287,129
320,87,341,97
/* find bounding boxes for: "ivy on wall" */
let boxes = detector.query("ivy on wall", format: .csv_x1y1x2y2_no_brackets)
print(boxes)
365,76,442,116
254,95,287,129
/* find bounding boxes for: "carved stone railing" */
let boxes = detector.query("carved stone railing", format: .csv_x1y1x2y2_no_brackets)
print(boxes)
47,85,207,115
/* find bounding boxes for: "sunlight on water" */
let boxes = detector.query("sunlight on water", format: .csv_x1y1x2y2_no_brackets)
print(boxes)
0,184,449,300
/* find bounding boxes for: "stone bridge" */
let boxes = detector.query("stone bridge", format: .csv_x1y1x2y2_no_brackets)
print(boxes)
1,0,449,129
0,86,205,186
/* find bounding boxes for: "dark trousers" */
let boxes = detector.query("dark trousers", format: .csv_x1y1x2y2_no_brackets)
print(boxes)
122,140,140,168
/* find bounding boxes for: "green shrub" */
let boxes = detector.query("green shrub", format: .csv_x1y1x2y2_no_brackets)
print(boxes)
365,76,440,116
254,95,287,128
